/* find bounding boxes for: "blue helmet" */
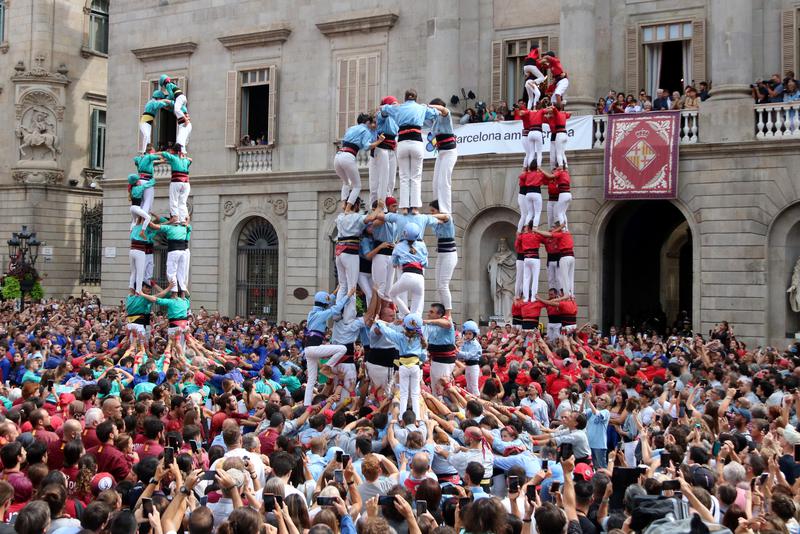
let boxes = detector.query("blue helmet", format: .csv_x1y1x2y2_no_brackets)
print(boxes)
403,313,422,330
462,321,479,336
326,293,337,305
127,173,140,185
403,222,422,241
159,74,171,87
152,90,165,99
314,291,329,306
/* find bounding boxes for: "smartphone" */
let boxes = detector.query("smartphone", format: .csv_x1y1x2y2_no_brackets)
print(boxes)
559,443,573,461
264,494,276,512
661,479,680,491
336,450,343,463
712,441,722,457
526,485,537,501
202,470,216,481
508,476,520,493
378,496,395,506
334,469,344,484
542,460,549,471
341,454,351,468
164,447,174,465
190,440,199,454
142,498,153,517
199,495,208,507
660,454,670,469
458,497,472,509
550,481,561,493
317,496,336,506
169,436,179,449
794,444,800,463
46,379,54,390
415,500,428,516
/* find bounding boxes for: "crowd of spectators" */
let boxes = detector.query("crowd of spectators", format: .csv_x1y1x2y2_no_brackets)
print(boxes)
0,293,798,534
751,71,800,105
595,83,710,116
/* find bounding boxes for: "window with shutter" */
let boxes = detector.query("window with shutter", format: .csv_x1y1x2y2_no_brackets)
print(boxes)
335,53,380,139
691,19,706,84
782,10,797,76
490,40,502,106
233,67,277,147
625,25,640,95
500,37,549,106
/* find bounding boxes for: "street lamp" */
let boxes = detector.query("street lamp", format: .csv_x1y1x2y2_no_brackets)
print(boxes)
5,225,43,311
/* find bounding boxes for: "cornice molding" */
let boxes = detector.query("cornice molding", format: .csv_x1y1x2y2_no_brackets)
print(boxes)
316,10,398,37
218,26,291,50
131,42,197,62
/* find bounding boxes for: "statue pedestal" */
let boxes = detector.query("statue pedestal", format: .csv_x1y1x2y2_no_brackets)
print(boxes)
12,160,63,185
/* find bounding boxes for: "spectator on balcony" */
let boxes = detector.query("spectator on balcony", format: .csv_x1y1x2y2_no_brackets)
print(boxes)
623,95,642,113
604,90,616,113
682,86,700,110
240,135,251,147
752,74,784,104
642,101,653,112
653,89,670,111
637,89,649,108
460,108,477,125
595,98,606,115
698,81,711,101
513,99,527,120
498,101,514,121
784,71,796,87
482,104,499,122
609,93,626,114
670,91,683,109
783,79,800,123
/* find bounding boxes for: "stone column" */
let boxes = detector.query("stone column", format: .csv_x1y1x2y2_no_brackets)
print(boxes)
425,0,460,104
699,0,754,142
559,0,597,114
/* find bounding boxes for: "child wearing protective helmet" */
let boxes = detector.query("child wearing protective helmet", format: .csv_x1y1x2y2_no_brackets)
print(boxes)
388,222,428,317
458,321,483,395
372,313,427,418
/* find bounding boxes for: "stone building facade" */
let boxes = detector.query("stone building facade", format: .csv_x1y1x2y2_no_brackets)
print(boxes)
102,0,800,346
0,0,107,297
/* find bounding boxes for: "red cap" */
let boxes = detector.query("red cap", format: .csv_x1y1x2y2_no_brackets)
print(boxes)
531,382,542,395
59,393,76,407
574,463,595,481
381,96,398,105
385,196,398,207
518,406,533,417
91,473,115,495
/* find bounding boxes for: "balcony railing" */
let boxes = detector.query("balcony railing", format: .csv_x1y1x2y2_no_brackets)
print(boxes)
236,145,273,173
153,162,171,180
592,110,700,148
755,102,800,139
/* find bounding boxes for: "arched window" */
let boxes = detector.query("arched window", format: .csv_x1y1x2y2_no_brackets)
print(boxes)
88,0,109,54
235,218,279,321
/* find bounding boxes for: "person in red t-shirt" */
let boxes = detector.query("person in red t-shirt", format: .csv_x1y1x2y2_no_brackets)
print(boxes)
133,416,164,460
85,420,131,483
521,299,545,332
540,52,569,105
521,107,547,170
29,409,58,448
523,45,547,109
534,224,574,297
518,224,545,302
47,419,81,471
523,162,555,231
546,105,571,171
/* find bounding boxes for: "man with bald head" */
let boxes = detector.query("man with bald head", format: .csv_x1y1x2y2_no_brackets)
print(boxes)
47,419,81,470
30,409,58,447
0,422,19,446
101,397,123,426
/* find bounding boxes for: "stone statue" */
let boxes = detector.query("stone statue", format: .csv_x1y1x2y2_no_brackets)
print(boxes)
487,237,516,318
17,108,60,160
788,257,800,312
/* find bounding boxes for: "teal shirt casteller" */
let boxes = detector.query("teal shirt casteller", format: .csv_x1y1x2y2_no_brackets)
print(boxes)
130,178,156,199
126,295,152,316
157,296,190,320
161,152,191,173
134,153,162,175
158,223,191,243
129,224,158,243
144,98,172,115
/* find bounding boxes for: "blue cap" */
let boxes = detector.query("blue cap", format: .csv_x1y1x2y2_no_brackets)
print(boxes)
462,321,479,335
403,313,422,330
314,291,329,305
159,74,171,87
403,222,422,241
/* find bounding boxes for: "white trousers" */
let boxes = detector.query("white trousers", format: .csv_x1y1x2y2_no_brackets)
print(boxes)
546,322,562,340
358,272,373,304
522,257,540,301
138,122,152,154
517,193,529,233
521,135,532,169
130,182,155,230
366,361,395,395
436,250,458,311
371,254,395,301
547,261,561,293
430,361,455,396
529,131,544,168
515,259,525,298
526,192,543,227
559,255,575,297
335,253,359,321
433,148,457,214
390,272,425,317
166,250,190,292
325,357,357,395
335,152,361,206
557,192,572,228
176,121,192,154
130,206,151,232
398,365,422,419
547,198,558,228
367,154,378,207
169,182,191,222
397,140,424,208
373,148,398,203
553,77,570,101
464,364,480,395
524,65,546,109
126,323,149,339
129,249,146,291
145,253,154,284
554,132,569,168
303,344,347,405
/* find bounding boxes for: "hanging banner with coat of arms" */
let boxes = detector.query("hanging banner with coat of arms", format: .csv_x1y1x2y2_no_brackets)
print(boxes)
603,111,680,199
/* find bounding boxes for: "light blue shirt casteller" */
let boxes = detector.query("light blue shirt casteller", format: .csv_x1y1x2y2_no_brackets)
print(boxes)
391,240,428,267
331,317,366,346
428,112,455,136
307,296,349,333
381,101,438,128
424,323,455,346
337,213,367,238
341,124,374,151
377,113,399,136
458,339,482,362
385,213,430,240
373,320,425,359
426,216,454,239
